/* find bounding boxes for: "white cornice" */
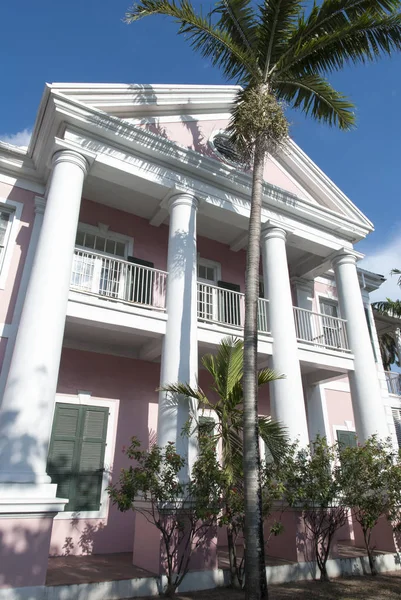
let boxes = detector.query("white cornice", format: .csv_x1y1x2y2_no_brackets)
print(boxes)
5,82,374,245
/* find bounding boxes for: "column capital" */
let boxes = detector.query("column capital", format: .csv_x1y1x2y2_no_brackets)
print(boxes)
261,224,287,242
51,150,89,177
331,248,364,269
166,190,199,212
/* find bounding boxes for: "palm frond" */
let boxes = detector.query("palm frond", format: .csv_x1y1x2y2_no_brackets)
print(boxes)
158,382,207,403
390,268,401,287
372,299,401,318
202,337,244,400
258,416,289,463
257,0,305,76
378,332,400,369
213,0,259,53
273,0,401,75
257,367,284,386
276,12,401,77
126,0,260,81
275,74,355,129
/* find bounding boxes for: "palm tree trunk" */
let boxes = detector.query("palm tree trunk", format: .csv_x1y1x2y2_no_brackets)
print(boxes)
243,135,268,600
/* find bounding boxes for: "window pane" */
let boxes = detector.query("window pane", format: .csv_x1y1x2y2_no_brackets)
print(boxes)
206,267,215,282
95,235,106,252
320,301,338,318
198,265,206,279
85,233,95,249
75,230,85,246
105,239,115,254
0,211,10,247
115,242,125,257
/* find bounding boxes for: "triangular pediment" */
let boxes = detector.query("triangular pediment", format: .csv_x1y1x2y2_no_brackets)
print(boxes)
49,82,372,232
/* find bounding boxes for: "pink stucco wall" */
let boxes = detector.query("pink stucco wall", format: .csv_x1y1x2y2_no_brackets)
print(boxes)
325,388,355,442
0,517,53,587
50,348,160,556
0,182,36,325
141,119,311,201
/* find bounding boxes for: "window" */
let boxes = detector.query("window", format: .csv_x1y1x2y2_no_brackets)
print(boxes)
364,306,378,362
72,226,130,299
75,229,126,258
392,409,401,448
0,208,13,272
47,403,109,512
319,299,342,348
336,429,357,449
198,416,216,450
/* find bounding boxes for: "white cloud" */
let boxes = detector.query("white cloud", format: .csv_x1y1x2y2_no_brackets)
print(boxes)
0,128,32,149
361,234,401,302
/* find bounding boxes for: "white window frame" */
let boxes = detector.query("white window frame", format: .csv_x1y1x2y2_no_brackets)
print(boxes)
75,222,134,258
0,198,23,290
52,391,119,520
197,256,221,283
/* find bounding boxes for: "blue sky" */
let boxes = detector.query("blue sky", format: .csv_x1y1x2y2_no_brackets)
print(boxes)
1,0,400,300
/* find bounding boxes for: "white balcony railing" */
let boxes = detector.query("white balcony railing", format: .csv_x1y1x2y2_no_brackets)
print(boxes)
386,371,401,396
293,306,350,352
197,282,270,334
70,249,167,310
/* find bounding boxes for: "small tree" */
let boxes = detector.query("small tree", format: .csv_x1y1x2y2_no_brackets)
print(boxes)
283,437,347,581
337,436,395,575
108,437,223,596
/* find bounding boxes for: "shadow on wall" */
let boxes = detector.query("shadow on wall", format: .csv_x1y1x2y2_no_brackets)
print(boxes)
0,364,49,483
0,518,54,588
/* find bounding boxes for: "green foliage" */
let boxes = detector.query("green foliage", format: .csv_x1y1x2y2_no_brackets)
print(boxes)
281,437,347,581
108,437,223,596
336,436,396,575
159,337,288,588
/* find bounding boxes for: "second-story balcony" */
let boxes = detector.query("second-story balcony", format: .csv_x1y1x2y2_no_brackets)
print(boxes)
69,249,350,354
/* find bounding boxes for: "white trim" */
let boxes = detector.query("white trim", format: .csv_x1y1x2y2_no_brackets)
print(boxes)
322,380,350,392
197,256,221,283
0,172,45,195
125,112,233,124
0,198,23,289
52,392,119,520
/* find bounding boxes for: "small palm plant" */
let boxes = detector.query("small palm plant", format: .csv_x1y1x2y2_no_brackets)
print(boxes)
160,337,288,586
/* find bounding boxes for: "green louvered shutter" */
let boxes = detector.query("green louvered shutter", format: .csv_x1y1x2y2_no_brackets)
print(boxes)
75,406,109,511
47,403,108,511
47,403,80,511
337,430,357,449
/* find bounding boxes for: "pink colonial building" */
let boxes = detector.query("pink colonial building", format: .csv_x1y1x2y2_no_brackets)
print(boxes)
0,83,399,597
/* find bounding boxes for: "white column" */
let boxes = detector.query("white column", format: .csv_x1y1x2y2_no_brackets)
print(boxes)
0,150,88,484
262,226,309,446
332,251,389,441
305,384,331,443
158,192,199,476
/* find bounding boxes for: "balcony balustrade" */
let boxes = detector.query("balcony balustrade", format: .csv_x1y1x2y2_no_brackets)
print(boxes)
70,249,350,353
293,305,350,352
70,248,167,310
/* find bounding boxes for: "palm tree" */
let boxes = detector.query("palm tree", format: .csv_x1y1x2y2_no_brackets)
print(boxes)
126,2,401,597
160,337,287,587
373,268,401,368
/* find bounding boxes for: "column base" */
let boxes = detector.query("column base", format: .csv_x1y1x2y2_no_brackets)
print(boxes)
0,483,67,588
